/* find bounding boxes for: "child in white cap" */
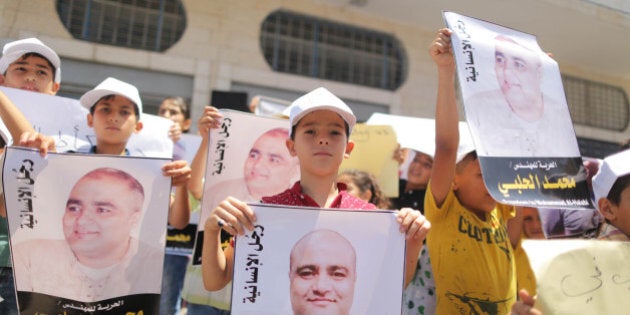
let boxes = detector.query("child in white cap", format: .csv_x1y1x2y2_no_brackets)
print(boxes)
200,86,430,302
0,38,61,95
79,77,144,155
0,38,61,314
0,38,62,146
592,149,630,241
78,77,192,240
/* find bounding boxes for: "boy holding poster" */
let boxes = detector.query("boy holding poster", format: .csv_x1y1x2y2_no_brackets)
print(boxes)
201,87,430,300
76,77,192,240
0,37,62,314
427,28,520,313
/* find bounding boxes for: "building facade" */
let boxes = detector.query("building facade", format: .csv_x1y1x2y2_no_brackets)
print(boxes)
1,0,629,157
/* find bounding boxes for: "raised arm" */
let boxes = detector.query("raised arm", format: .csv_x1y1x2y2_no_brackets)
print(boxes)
188,106,222,199
429,28,459,208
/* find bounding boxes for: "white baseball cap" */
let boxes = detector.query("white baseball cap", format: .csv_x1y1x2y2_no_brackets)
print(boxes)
288,87,356,137
592,149,630,205
80,77,143,116
0,38,61,83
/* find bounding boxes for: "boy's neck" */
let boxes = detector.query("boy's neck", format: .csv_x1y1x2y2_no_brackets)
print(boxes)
300,172,340,208
94,142,128,156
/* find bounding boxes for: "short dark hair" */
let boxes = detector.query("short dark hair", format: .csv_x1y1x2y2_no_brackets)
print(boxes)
606,174,630,205
19,53,56,80
339,169,390,209
455,151,478,173
162,96,190,119
2,53,56,80
90,94,140,119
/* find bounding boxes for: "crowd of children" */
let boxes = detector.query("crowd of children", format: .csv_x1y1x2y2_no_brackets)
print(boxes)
0,27,628,315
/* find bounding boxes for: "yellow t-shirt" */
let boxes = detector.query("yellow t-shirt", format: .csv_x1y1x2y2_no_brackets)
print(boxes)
425,185,516,314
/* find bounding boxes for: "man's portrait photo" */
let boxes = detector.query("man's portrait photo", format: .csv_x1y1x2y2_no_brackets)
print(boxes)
13,167,163,302
204,127,299,205
230,205,405,315
289,229,356,315
199,112,300,232
3,148,171,311
451,13,580,158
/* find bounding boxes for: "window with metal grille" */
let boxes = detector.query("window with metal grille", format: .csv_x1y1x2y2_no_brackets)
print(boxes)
260,10,407,91
563,74,629,131
577,137,620,159
56,0,186,52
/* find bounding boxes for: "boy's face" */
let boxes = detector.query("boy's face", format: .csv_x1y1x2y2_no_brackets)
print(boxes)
87,95,143,147
453,158,496,216
286,110,354,177
599,185,630,237
0,55,59,95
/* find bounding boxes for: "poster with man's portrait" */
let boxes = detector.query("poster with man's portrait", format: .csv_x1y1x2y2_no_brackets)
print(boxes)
231,204,406,315
443,11,592,209
3,147,171,314
183,110,299,307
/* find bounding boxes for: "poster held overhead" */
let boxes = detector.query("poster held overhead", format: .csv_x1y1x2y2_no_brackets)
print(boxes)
443,11,592,209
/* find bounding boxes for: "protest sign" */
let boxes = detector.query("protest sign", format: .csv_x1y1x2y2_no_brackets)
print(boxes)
182,110,298,308
3,147,171,314
232,204,405,315
523,239,630,314
340,123,399,197
443,11,591,209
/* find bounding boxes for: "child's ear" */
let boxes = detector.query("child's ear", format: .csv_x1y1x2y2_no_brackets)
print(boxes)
452,174,461,192
343,140,355,159
0,74,5,85
286,138,297,157
598,198,617,222
134,121,144,134
50,82,60,95
87,113,94,127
